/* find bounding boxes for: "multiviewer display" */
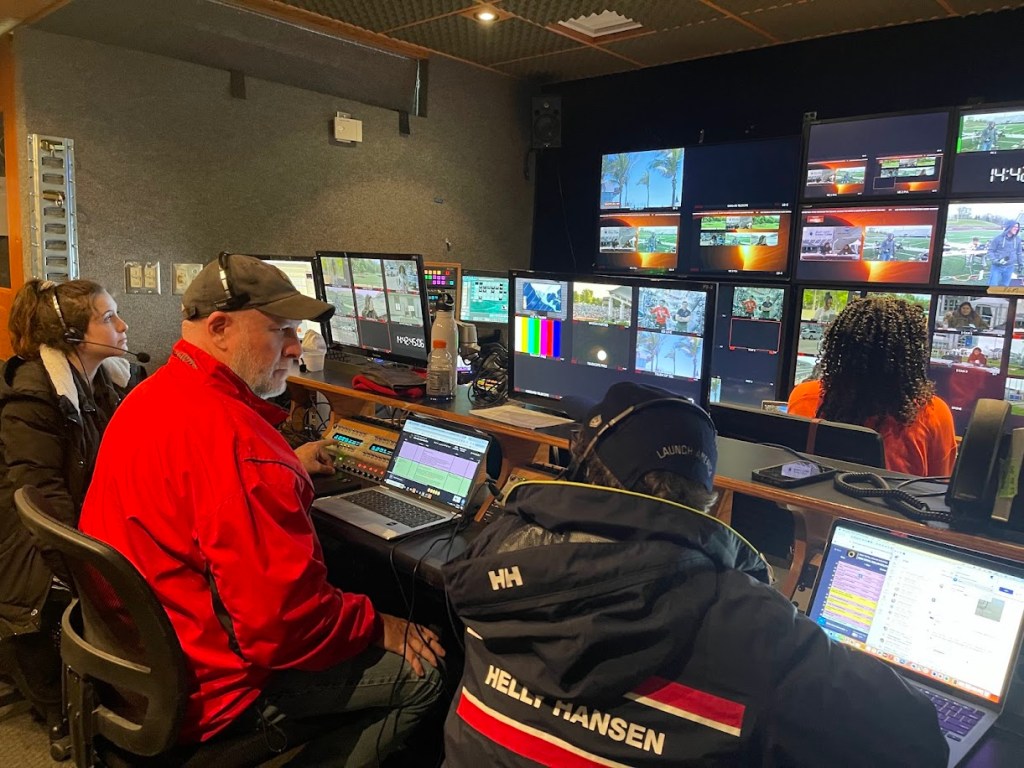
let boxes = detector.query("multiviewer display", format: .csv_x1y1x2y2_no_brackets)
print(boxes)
688,210,791,277
317,252,430,366
459,271,509,324
709,284,788,407
511,272,713,404
596,212,680,272
937,201,1024,288
929,294,1021,433
951,106,1024,196
795,205,938,285
792,288,862,386
259,256,325,339
803,112,949,200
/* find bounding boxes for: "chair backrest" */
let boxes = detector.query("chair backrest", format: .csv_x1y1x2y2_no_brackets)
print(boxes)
14,486,187,757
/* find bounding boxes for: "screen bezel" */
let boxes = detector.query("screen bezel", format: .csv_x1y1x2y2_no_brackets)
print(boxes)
798,108,954,203
950,100,1024,198
508,269,717,406
459,269,510,324
316,250,432,368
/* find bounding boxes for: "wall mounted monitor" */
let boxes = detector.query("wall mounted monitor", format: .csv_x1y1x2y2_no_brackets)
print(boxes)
951,105,1024,196
459,270,509,325
708,284,789,408
803,111,949,200
791,288,933,390
510,271,715,404
599,147,684,212
596,212,680,272
937,201,1024,288
423,261,461,317
316,251,431,366
930,294,1018,434
254,254,326,340
678,137,800,278
795,205,938,285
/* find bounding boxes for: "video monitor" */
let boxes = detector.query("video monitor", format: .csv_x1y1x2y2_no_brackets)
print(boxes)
256,254,326,339
459,270,509,325
600,147,684,212
423,261,461,317
951,105,1024,196
803,111,949,200
937,201,1024,288
709,284,788,408
687,210,791,277
791,288,862,387
795,205,938,285
930,294,1016,433
596,212,679,272
510,271,714,404
317,251,430,366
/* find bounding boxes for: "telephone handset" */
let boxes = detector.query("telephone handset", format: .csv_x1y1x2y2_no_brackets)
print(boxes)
946,399,1012,532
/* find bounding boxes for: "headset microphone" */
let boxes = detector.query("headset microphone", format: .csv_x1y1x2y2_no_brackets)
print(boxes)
72,340,151,364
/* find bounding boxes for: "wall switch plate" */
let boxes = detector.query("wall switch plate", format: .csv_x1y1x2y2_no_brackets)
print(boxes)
125,260,161,294
172,262,204,295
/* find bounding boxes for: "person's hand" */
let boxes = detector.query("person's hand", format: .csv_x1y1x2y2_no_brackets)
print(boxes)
376,613,445,677
294,439,336,476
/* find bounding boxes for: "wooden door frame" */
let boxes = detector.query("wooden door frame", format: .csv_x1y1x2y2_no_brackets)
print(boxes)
1,32,25,359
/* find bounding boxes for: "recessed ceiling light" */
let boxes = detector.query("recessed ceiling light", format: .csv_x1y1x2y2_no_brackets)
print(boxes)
460,5,509,24
475,10,497,22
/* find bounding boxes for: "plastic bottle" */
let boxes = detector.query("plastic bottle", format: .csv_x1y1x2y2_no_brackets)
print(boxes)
431,302,458,364
426,339,455,400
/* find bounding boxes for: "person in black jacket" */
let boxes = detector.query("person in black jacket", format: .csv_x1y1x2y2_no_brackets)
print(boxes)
443,381,948,767
0,279,132,757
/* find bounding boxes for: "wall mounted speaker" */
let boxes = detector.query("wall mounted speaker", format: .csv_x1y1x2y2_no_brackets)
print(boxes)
531,95,562,149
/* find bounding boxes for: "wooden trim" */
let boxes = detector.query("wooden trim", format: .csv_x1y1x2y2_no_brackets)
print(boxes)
0,32,26,359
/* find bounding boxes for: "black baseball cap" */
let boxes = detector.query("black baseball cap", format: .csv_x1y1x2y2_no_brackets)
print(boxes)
578,381,718,492
182,253,335,322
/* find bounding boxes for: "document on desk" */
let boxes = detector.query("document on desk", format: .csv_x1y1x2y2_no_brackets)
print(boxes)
470,404,574,430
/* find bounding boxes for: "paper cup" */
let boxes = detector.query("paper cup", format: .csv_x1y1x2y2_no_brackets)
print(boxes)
303,350,326,372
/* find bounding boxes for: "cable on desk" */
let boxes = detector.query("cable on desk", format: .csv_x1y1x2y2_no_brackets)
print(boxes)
833,471,953,524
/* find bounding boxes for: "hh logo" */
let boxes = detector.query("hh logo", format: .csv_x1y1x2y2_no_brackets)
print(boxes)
488,566,524,591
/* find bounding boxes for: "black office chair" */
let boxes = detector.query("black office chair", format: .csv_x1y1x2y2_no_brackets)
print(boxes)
12,486,316,768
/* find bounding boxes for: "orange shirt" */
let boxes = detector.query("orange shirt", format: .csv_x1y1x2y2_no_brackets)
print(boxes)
787,380,956,477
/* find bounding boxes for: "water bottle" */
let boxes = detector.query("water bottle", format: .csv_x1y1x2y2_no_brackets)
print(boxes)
431,300,458,363
426,339,455,401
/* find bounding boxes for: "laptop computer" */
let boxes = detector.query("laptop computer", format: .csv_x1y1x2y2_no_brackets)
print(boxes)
807,520,1024,767
313,416,491,540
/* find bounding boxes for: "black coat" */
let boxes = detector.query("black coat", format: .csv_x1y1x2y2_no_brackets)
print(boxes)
443,481,949,767
0,352,124,638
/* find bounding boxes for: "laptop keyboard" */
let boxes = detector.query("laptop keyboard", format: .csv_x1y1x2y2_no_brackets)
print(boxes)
349,490,446,528
915,687,984,741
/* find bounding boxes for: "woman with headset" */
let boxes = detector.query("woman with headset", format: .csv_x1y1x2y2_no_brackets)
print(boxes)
0,279,132,758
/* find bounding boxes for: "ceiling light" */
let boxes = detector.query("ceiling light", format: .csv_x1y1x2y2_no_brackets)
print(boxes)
460,5,509,24
475,10,497,23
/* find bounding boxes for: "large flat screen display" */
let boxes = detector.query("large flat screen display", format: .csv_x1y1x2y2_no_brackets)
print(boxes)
795,205,938,285
951,106,1024,196
709,284,788,408
317,251,431,366
600,148,684,211
510,271,714,404
596,212,680,272
678,137,800,277
803,111,949,200
937,201,1024,288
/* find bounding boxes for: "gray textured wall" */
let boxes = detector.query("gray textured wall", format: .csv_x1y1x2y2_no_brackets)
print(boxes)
13,28,534,364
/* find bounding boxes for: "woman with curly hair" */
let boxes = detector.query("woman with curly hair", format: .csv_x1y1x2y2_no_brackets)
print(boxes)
787,296,956,476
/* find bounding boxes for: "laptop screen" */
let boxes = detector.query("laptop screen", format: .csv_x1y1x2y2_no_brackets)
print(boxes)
808,522,1024,705
383,418,489,513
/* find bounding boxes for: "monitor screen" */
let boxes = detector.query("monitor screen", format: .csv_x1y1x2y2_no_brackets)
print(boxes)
709,284,788,408
803,111,949,200
795,205,938,285
459,270,509,324
791,288,862,387
600,147,684,212
930,294,1018,434
951,106,1024,196
317,251,430,366
678,137,800,277
423,261,461,316
510,271,714,404
257,255,326,339
937,201,1024,288
596,212,680,272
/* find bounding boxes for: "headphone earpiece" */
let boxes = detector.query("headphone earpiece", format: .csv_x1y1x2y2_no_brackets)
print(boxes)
49,287,84,345
213,252,252,312
64,328,85,344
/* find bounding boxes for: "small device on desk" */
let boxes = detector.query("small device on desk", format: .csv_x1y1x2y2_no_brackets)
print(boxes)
476,464,563,523
752,460,836,488
324,418,399,483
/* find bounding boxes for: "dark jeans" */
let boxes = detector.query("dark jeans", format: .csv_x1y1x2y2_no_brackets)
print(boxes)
259,646,444,767
3,587,69,720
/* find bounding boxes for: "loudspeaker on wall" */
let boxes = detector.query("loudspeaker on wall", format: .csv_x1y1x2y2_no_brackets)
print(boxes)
531,95,562,149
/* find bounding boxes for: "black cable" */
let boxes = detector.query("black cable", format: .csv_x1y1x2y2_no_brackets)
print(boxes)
833,471,952,524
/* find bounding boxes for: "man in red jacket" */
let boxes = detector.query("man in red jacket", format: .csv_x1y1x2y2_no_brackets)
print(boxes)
80,254,444,765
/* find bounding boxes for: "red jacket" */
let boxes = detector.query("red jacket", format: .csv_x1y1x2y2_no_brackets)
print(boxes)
80,340,380,742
